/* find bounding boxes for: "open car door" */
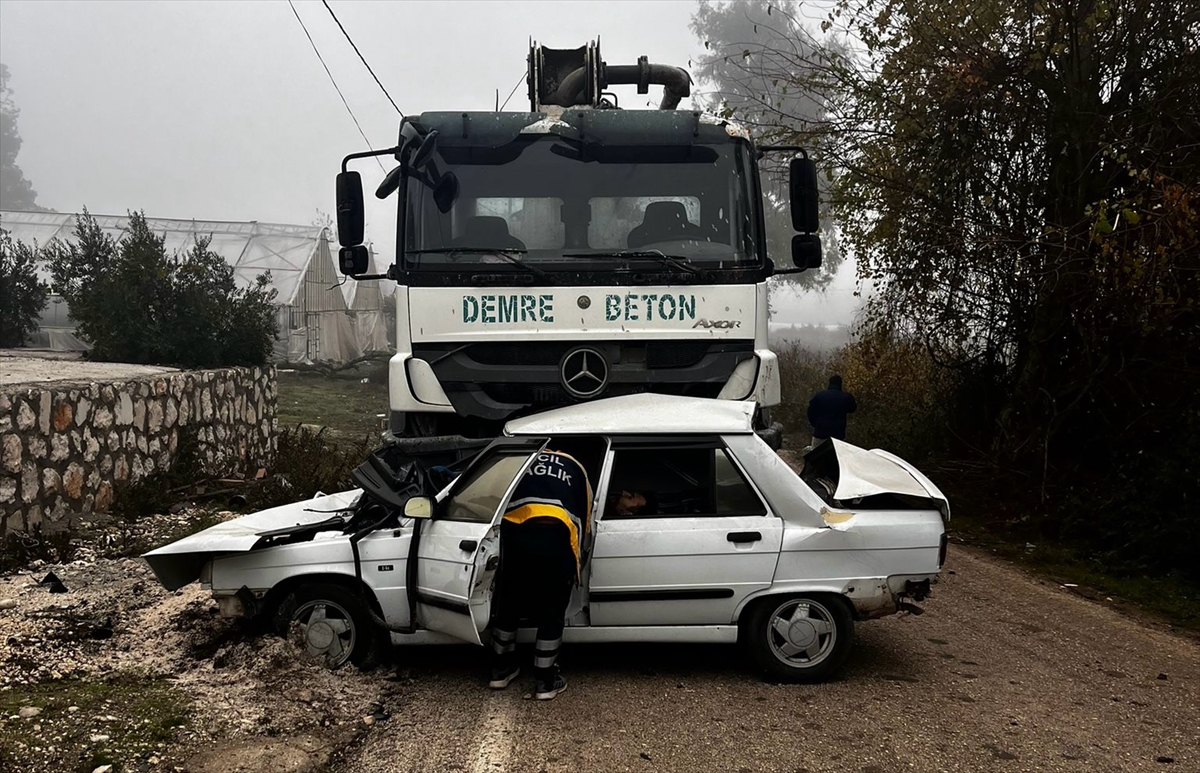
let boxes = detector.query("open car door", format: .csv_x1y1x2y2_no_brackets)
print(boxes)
414,436,549,644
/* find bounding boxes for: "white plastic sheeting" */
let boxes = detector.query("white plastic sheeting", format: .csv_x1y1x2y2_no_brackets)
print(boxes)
0,210,394,363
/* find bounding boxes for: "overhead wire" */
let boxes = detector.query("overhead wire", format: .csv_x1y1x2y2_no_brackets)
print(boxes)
287,0,386,172
499,71,527,112
322,0,404,117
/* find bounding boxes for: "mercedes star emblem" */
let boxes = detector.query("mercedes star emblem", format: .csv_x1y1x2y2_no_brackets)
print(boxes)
560,347,608,399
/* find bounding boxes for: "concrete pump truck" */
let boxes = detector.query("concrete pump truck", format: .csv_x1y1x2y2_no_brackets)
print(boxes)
334,41,822,455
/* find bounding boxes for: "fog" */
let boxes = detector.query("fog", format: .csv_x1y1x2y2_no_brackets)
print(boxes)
0,0,862,326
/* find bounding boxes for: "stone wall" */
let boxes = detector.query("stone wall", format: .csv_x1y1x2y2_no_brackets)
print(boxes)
1,366,276,536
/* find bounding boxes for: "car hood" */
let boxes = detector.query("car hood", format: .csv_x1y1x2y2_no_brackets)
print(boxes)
829,440,950,518
142,490,362,591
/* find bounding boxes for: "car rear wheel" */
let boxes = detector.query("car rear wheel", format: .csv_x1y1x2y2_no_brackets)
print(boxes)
744,594,853,683
274,583,382,670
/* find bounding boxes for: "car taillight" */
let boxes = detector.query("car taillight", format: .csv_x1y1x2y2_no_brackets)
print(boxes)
937,533,948,568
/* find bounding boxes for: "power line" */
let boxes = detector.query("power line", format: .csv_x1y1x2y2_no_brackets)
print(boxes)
322,0,403,117
499,71,526,112
287,0,385,171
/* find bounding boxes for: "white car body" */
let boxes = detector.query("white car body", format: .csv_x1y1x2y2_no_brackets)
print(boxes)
145,394,947,681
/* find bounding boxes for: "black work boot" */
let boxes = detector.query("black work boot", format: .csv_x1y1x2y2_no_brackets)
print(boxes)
488,659,520,689
534,666,567,700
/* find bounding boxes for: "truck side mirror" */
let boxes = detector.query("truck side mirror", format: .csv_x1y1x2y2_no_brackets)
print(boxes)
789,157,820,234
791,233,822,270
339,245,369,275
336,171,365,247
375,166,402,200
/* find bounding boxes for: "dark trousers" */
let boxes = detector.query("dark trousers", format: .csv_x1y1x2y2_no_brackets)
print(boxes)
490,520,576,677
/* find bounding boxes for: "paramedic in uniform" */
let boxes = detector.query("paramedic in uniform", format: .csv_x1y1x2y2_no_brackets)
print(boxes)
488,448,592,700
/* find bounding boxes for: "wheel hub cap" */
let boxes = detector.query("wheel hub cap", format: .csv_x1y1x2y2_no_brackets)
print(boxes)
307,620,336,650
787,619,818,649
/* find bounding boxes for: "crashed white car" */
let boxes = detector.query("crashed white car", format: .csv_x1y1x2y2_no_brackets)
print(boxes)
145,394,948,683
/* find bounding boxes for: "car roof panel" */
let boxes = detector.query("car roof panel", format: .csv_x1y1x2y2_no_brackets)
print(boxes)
505,394,756,436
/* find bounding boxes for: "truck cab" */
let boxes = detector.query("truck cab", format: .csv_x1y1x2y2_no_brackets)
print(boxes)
335,41,821,448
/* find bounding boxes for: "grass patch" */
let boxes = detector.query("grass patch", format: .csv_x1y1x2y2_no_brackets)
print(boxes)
245,424,375,510
0,673,191,773
275,370,389,439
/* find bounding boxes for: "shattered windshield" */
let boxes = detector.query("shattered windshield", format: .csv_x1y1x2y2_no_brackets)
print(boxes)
401,136,760,271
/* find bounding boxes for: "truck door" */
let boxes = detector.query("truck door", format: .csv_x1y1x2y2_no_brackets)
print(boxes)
414,437,548,644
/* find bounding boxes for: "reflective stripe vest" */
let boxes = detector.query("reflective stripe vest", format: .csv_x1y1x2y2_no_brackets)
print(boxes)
502,450,592,572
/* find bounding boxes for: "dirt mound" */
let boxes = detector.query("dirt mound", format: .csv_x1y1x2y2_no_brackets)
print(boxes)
0,514,389,773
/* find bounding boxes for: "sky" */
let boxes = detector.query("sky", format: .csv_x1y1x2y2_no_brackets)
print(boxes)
0,0,863,326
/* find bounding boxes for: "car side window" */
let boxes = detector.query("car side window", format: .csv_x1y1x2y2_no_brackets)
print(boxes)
604,444,766,519
442,453,531,523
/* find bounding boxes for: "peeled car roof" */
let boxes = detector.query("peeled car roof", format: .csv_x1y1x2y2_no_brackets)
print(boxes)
505,393,757,436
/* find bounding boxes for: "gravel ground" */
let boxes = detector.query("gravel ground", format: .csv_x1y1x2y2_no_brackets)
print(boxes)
337,546,1199,773
0,351,176,387
2,523,1196,773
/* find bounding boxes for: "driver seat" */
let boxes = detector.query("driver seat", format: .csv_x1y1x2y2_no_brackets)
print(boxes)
627,201,701,248
451,216,527,251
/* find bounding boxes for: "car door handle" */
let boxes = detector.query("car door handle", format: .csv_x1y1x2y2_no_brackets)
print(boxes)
727,531,762,544
459,539,478,552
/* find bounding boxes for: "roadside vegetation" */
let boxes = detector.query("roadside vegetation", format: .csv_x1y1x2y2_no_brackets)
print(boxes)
0,226,47,347
39,210,278,368
0,675,191,773
698,1,1199,629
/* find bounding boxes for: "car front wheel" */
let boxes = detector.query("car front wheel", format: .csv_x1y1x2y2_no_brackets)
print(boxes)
274,583,382,670
744,594,853,683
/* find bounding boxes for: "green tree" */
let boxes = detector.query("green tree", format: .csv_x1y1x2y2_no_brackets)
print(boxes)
0,225,48,346
0,63,42,212
46,211,279,367
703,0,1200,576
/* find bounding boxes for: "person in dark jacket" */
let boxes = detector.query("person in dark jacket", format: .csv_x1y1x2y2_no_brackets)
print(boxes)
807,374,857,443
488,448,592,701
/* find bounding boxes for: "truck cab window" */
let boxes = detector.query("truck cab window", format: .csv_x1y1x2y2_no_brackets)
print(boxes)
403,137,758,269
472,197,565,250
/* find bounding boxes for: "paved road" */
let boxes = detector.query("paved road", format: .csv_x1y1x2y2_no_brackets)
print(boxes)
332,546,1199,773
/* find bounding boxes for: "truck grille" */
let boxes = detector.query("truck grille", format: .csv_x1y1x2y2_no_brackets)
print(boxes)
426,340,742,369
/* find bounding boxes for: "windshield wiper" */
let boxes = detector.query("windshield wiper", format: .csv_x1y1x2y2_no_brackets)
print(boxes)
561,249,704,275
409,248,549,279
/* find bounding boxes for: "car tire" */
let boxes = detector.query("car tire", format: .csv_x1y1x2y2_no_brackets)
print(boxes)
274,582,383,670
743,594,854,683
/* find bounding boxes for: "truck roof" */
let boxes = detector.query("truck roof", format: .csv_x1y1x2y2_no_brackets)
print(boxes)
504,393,757,437
407,109,751,148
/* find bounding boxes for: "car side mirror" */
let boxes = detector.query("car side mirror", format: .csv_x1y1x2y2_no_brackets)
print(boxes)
336,171,365,247
791,233,822,270
404,496,435,519
789,156,819,234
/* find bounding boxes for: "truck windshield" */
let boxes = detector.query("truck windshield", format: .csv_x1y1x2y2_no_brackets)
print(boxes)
401,136,760,272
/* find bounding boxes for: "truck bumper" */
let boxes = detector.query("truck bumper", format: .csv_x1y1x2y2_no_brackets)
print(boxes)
389,343,781,426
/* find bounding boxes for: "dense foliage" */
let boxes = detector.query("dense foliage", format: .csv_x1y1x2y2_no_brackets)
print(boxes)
0,226,48,346
694,0,1200,579
45,211,279,367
